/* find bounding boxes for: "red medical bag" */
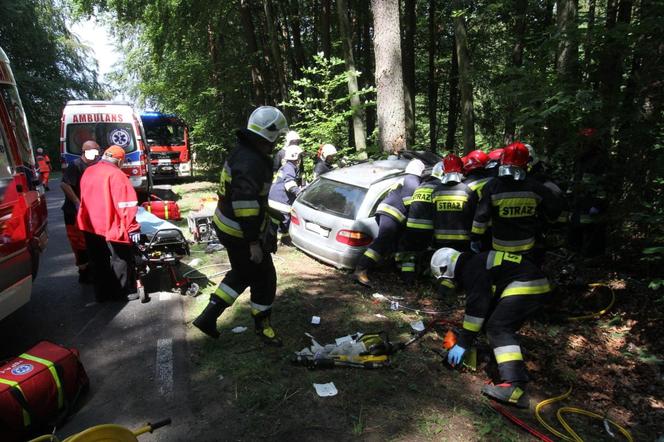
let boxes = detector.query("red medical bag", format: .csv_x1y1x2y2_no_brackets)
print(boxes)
0,341,89,441
141,194,182,220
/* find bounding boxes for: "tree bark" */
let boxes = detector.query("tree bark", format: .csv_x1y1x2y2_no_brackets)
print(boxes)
321,0,332,58
239,0,266,105
289,0,306,76
402,0,416,147
359,0,375,137
427,0,438,151
337,0,367,155
583,0,596,81
446,41,459,150
556,0,580,85
504,0,528,143
263,0,288,109
371,0,407,153
453,0,475,153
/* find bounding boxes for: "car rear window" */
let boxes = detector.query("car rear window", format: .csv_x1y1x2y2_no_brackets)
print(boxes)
299,178,367,220
66,122,137,155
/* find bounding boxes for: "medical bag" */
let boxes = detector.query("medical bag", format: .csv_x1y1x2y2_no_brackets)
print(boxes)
0,341,89,441
141,194,182,220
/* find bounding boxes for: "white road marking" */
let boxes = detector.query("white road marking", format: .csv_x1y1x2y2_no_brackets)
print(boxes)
159,292,172,301
156,338,174,398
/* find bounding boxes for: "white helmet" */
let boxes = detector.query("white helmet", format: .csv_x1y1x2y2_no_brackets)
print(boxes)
285,130,300,144
284,144,303,161
320,144,337,159
405,159,425,177
431,161,444,180
430,247,462,280
247,106,288,143
37,148,44,153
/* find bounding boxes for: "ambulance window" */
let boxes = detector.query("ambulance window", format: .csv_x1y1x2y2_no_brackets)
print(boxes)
0,85,33,168
66,122,137,155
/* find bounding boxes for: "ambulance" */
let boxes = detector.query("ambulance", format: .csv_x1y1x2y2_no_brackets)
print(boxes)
0,47,49,320
60,100,150,190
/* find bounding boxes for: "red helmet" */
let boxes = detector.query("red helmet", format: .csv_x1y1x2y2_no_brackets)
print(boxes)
501,142,529,168
443,154,464,174
463,150,489,173
488,148,504,162
579,127,597,137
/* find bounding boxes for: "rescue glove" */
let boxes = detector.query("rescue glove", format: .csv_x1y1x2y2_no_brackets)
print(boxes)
447,344,466,367
249,242,263,264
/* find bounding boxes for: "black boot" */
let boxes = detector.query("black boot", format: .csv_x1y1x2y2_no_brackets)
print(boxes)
252,310,283,347
193,299,227,339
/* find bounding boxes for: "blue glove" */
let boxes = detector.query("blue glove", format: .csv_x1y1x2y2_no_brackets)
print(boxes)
130,232,142,244
447,345,466,366
470,241,481,254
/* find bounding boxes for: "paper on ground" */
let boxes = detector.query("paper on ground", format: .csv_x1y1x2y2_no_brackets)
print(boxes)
313,382,338,397
311,316,321,325
410,320,425,332
231,326,247,333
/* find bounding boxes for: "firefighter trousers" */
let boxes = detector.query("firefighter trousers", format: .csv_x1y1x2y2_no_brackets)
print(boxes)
212,229,277,314
84,232,137,301
485,294,543,384
356,215,401,271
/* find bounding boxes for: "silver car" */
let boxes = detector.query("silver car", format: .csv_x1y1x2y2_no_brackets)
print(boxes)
289,158,412,269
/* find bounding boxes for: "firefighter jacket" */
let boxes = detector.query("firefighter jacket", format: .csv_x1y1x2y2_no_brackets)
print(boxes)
376,174,421,224
268,161,302,213
463,168,493,199
77,160,140,244
214,130,275,244
313,159,333,179
400,176,439,250
471,175,562,253
432,181,477,246
454,251,551,349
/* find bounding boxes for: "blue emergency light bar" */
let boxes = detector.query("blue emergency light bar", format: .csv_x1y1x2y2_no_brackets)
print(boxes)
140,111,183,125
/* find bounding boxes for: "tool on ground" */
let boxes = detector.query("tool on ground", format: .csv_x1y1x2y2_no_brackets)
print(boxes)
187,203,218,244
29,418,172,442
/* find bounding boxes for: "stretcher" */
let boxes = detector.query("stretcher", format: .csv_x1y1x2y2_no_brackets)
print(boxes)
135,208,190,302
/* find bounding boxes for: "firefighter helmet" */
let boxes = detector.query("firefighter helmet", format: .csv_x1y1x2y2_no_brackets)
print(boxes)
247,106,288,143
498,142,529,180
441,154,464,184
284,144,303,161
430,247,461,280
285,130,300,145
431,161,444,180
463,150,489,173
405,159,425,177
36,147,44,154
486,148,504,169
320,143,337,159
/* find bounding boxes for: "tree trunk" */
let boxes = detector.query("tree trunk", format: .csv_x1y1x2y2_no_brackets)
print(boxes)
359,0,375,137
239,0,266,105
402,0,416,147
263,0,288,109
371,0,407,153
453,0,475,153
446,41,460,150
584,0,596,82
556,0,579,85
321,0,332,58
337,0,367,155
289,0,306,76
427,0,438,151
504,0,528,143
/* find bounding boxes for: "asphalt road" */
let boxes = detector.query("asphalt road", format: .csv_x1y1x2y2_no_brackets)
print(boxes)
0,177,197,441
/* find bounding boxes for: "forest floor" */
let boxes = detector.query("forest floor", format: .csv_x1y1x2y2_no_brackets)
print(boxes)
170,180,663,441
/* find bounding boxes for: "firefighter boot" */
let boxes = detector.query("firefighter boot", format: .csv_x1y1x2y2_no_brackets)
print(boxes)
481,383,530,408
354,269,372,287
253,310,283,347
193,298,227,339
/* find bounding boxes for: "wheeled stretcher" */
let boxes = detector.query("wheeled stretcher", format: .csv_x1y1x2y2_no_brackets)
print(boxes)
135,208,190,302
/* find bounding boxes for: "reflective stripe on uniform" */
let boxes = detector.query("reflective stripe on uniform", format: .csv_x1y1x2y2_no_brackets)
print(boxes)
439,279,455,289
471,220,488,234
402,196,413,206
493,345,524,364
0,378,31,426
20,353,64,409
492,237,535,252
118,200,138,208
213,282,240,305
251,302,272,313
406,218,433,230
400,261,416,272
486,251,523,269
490,191,542,203
268,199,292,214
232,200,260,217
284,180,297,191
501,278,551,297
376,203,406,223
435,229,469,241
463,314,484,332
363,248,381,262
213,209,243,238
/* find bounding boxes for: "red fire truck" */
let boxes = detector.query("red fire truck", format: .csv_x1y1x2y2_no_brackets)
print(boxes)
140,112,192,180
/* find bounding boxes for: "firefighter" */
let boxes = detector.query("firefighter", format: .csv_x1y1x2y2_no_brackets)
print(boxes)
431,247,551,408
77,145,141,302
194,106,288,345
485,148,504,177
433,154,477,253
35,148,51,190
396,160,440,283
273,130,301,173
354,159,425,287
268,144,304,244
61,140,99,283
313,143,337,179
462,149,492,199
471,142,562,257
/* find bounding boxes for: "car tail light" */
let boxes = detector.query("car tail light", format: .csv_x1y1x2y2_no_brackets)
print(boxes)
290,209,300,225
336,229,372,247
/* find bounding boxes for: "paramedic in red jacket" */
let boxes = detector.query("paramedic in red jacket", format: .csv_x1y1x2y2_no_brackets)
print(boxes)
77,145,141,302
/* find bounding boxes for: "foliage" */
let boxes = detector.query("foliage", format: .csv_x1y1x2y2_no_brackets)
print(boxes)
0,0,105,166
